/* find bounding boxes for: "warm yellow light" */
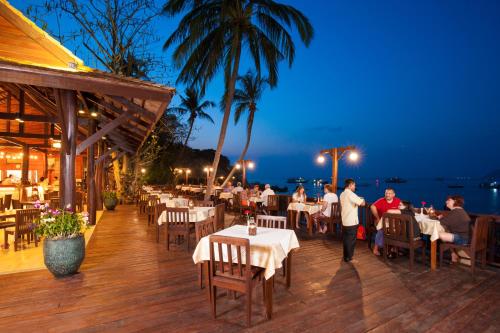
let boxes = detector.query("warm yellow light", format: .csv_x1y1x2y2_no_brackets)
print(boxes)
141,168,146,174
204,167,209,172
178,169,183,173
235,163,241,170
348,151,359,162
78,110,85,114
90,112,98,117
247,161,255,170
317,155,326,164
186,169,191,174
52,141,62,149
209,167,213,172
15,118,24,123
102,136,106,140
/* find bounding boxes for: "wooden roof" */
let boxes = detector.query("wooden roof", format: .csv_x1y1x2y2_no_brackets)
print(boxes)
0,0,175,154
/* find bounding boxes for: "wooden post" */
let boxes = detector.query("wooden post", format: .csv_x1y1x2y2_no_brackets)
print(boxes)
57,90,78,209
87,118,97,225
95,141,103,210
332,148,338,193
21,144,29,184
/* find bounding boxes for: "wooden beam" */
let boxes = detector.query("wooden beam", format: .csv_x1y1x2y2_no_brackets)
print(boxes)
6,92,11,132
18,89,24,133
76,108,136,155
0,132,60,140
0,62,174,102
0,113,58,123
58,90,78,209
109,96,156,122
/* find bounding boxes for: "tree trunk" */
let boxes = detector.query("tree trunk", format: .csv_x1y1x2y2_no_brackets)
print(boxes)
221,109,255,187
178,119,194,163
204,42,242,200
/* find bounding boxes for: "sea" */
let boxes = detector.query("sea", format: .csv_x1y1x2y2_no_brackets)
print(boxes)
260,177,500,215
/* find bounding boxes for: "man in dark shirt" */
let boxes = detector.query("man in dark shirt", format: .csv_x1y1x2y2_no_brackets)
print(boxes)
438,195,471,262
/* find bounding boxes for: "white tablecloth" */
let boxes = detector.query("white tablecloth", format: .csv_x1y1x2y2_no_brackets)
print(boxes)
190,187,204,193
175,185,182,189
181,186,190,191
415,214,445,242
219,192,233,200
287,202,321,215
160,197,189,207
249,197,264,203
157,206,215,225
192,225,300,280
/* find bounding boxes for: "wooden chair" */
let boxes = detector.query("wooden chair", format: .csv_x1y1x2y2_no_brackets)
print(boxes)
0,197,3,211
256,215,287,229
440,216,493,274
382,213,425,271
4,208,40,251
195,200,214,207
165,207,193,251
138,193,149,214
265,195,279,215
195,217,216,288
214,203,225,231
146,195,160,226
154,203,166,242
319,202,342,238
12,199,22,209
3,194,12,210
209,235,265,327
75,191,84,212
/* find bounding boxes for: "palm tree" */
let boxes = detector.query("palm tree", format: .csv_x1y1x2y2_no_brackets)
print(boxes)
163,0,313,199
167,87,215,153
221,71,268,187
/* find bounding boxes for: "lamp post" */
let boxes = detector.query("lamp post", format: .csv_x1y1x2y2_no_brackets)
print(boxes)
203,166,213,186
235,159,255,186
316,146,359,193
174,168,191,184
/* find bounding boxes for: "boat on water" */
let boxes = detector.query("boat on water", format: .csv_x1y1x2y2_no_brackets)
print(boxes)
447,184,464,189
287,177,308,184
479,181,500,189
384,177,407,184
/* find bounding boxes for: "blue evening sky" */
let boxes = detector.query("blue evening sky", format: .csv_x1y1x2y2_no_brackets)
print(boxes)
12,0,500,183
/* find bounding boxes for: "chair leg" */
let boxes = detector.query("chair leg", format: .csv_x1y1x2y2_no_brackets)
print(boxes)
246,287,252,327
166,231,170,251
198,263,203,289
211,285,217,318
4,231,8,249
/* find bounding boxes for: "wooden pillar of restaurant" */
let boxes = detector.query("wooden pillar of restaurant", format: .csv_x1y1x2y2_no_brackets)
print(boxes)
95,141,103,210
87,118,97,224
57,89,78,209
332,148,338,193
21,144,29,184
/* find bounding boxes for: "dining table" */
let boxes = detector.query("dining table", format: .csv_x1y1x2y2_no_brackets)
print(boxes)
415,214,445,271
287,202,322,235
157,206,215,225
192,224,300,319
0,210,18,249
218,192,233,200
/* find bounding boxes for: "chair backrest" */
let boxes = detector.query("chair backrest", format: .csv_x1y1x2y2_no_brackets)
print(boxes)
0,197,3,211
15,208,40,236
382,213,416,243
4,194,12,210
139,193,149,203
50,198,60,210
165,207,190,228
154,202,166,222
209,235,251,280
471,216,493,251
267,195,279,210
12,199,22,209
195,217,215,242
195,200,214,207
256,215,287,229
327,202,341,222
148,195,160,209
215,203,225,230
233,192,241,210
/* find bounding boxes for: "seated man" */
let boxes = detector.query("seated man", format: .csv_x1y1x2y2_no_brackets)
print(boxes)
260,184,275,212
231,182,244,194
311,184,338,233
223,181,234,193
371,188,401,257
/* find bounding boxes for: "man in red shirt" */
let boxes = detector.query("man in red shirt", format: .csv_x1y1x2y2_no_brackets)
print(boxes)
371,188,401,256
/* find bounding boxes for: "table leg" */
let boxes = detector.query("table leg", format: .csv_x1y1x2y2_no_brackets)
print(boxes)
306,213,312,236
265,276,273,319
286,252,292,289
430,240,437,271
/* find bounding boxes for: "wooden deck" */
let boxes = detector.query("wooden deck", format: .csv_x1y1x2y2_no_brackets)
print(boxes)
0,205,498,332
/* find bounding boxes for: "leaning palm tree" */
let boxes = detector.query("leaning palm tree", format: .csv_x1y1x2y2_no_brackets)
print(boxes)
168,87,215,152
163,0,313,199
221,71,268,187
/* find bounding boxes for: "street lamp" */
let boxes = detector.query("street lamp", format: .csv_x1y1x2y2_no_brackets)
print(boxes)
237,159,255,186
203,166,213,185
316,146,359,193
174,168,191,184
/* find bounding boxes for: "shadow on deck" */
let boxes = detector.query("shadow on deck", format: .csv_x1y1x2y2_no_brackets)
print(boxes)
0,205,498,332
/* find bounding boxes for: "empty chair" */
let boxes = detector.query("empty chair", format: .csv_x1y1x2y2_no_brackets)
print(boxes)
195,217,216,288
4,208,40,251
382,213,425,271
146,195,160,226
208,235,265,327
154,203,167,242
4,194,12,210
12,199,22,209
138,193,149,214
165,207,193,251
440,216,493,274
214,203,225,231
265,195,279,216
256,215,287,229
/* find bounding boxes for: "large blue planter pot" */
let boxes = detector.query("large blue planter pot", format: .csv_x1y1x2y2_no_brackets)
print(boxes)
44,235,85,277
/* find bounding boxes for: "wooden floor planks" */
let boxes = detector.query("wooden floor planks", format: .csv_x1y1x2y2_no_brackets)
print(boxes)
0,205,498,333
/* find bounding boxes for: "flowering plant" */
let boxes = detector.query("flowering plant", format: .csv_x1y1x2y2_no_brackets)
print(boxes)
421,201,426,207
33,201,89,240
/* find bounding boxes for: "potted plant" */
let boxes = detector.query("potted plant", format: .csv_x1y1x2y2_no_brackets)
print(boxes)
34,202,89,277
103,190,118,210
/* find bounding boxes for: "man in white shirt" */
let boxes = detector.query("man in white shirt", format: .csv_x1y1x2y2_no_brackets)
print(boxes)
260,184,275,207
339,178,365,263
311,184,338,233
231,182,244,194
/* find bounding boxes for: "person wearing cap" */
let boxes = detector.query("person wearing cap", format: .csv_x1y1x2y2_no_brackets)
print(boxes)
260,184,275,207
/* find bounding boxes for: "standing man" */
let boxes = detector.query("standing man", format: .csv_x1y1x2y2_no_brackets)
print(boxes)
371,188,401,256
340,179,365,263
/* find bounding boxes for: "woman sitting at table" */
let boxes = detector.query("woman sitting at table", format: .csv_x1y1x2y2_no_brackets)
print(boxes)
438,195,471,263
292,185,307,229
251,184,261,197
